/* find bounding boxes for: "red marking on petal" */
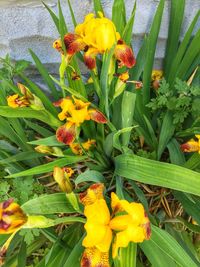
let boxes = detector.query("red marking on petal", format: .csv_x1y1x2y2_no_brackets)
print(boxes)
53,98,64,107
0,221,10,231
115,41,136,68
84,53,96,70
2,199,13,209
89,109,107,124
64,33,85,56
56,124,76,145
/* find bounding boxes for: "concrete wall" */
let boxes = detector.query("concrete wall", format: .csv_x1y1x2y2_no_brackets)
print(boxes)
0,0,199,77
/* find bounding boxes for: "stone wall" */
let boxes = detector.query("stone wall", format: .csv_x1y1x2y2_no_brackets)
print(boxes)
0,0,199,76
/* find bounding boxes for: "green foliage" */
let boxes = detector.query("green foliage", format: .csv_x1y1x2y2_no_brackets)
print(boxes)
147,78,200,125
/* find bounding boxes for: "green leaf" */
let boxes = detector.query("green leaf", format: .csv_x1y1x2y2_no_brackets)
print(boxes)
100,47,115,117
113,127,135,152
129,37,147,81
29,49,58,100
0,106,61,128
184,153,200,170
22,193,78,214
17,241,27,267
93,0,104,16
75,170,106,185
6,156,87,178
63,236,84,267
112,0,126,35
121,91,136,147
176,29,200,81
0,151,42,164
115,154,200,196
122,2,136,45
67,0,77,27
114,242,137,267
28,135,64,147
168,10,200,84
142,0,165,105
141,225,197,267
43,1,59,32
167,138,185,165
164,0,185,77
157,111,175,160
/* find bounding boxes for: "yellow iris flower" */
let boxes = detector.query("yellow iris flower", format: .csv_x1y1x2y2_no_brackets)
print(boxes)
80,183,151,267
53,13,135,70
55,96,107,145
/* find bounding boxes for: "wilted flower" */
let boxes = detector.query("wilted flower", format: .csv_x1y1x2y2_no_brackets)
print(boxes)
7,83,44,110
53,166,74,193
0,199,55,265
70,139,96,155
0,199,27,235
79,183,151,266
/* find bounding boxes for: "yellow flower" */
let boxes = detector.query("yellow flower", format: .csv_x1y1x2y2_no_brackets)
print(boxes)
53,13,135,70
151,70,163,89
53,166,74,193
81,247,110,267
181,135,200,153
76,12,120,53
7,94,30,108
80,184,151,266
151,70,163,81
56,96,107,145
109,193,151,258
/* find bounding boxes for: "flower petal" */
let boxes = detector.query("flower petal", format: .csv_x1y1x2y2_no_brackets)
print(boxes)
89,109,107,124
64,33,85,56
79,183,105,206
0,199,27,234
115,40,136,68
56,122,76,145
81,247,110,267
180,139,199,153
84,47,98,70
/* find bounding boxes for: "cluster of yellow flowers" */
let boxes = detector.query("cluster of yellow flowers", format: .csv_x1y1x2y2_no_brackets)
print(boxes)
53,12,136,70
79,184,151,267
55,96,107,147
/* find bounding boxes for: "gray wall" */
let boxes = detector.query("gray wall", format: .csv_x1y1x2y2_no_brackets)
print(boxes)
0,0,199,76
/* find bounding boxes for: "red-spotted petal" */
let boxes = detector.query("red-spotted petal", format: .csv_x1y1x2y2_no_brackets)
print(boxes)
81,247,110,267
56,123,76,145
84,48,98,70
89,109,107,124
64,33,85,56
115,40,136,68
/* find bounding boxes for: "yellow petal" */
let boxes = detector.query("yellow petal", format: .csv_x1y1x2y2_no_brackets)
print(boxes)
84,199,110,224
109,215,131,231
81,247,110,267
79,183,105,206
